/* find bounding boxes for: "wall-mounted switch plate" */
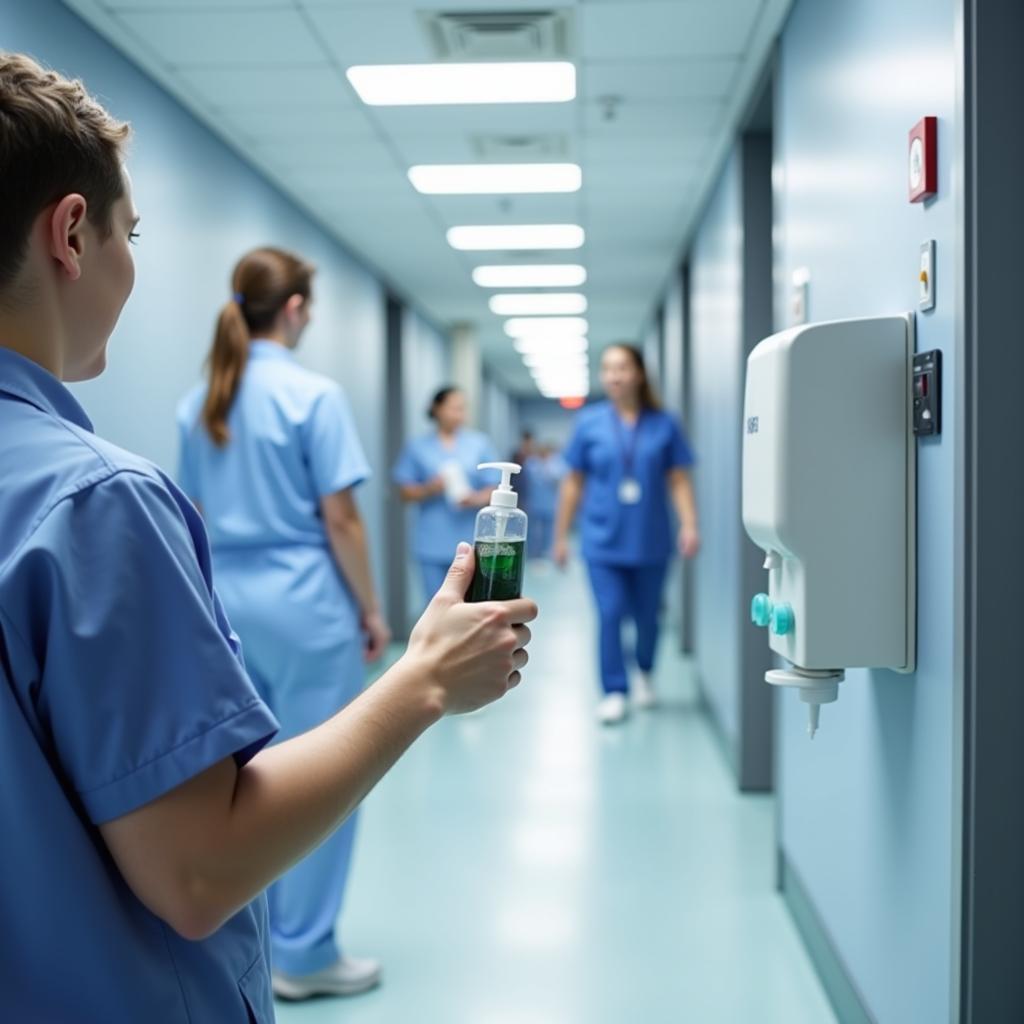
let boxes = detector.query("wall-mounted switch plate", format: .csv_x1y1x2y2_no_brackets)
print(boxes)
919,240,936,311
913,349,941,436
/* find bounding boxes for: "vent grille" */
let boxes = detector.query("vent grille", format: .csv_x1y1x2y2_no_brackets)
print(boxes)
472,133,569,161
421,10,573,61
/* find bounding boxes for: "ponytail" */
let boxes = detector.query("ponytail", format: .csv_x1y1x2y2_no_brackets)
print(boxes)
201,298,249,447
200,246,315,446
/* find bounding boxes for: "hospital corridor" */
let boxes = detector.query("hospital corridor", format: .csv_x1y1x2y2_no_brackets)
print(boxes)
275,561,833,1024
1,0,1022,1022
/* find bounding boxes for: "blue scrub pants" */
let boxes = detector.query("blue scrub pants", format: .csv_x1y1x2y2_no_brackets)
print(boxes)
585,561,669,695
419,559,450,605
214,549,365,976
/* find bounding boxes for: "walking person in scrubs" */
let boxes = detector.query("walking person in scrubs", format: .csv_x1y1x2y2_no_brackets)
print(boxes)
0,53,536,1023
524,443,567,561
554,344,699,724
177,247,391,999
393,386,499,606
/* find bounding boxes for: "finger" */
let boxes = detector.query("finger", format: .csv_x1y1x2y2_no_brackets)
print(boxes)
512,624,532,648
507,671,522,689
512,647,529,671
497,598,539,624
435,541,475,601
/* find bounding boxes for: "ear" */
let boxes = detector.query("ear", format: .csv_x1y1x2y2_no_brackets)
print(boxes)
48,194,89,282
284,293,306,317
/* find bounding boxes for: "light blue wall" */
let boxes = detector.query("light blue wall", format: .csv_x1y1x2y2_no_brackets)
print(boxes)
4,0,402,602
689,149,744,747
399,309,451,618
774,1,957,1019
481,372,519,459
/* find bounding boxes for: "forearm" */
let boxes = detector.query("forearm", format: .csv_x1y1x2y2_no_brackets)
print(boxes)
555,475,583,541
325,517,379,614
399,482,435,504
669,471,698,530
180,659,441,937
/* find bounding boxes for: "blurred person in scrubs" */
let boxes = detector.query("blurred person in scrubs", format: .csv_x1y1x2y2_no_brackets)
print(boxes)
0,52,536,1023
177,247,391,999
393,386,498,606
524,442,567,562
554,344,699,725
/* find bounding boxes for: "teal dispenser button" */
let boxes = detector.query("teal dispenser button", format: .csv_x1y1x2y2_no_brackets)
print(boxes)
771,603,795,636
751,593,773,628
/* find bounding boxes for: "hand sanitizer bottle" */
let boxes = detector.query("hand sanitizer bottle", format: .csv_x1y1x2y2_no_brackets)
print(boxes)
467,462,528,602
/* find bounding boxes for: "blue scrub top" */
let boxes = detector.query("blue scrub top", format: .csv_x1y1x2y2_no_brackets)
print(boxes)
523,453,567,518
563,400,695,565
392,429,498,563
0,348,280,1022
177,340,370,550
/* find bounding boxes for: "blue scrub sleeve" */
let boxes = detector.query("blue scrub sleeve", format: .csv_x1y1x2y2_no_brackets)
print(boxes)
22,471,279,825
303,385,371,497
471,436,500,488
667,418,696,469
391,440,424,486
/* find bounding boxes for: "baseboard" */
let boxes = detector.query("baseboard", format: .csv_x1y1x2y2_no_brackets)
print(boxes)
779,851,877,1024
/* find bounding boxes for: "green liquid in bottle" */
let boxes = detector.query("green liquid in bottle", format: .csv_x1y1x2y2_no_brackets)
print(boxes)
468,539,525,602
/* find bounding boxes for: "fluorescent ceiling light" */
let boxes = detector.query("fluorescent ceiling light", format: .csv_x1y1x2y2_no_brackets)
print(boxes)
523,352,589,369
490,293,587,316
474,265,587,289
505,317,588,338
539,382,591,398
448,225,584,251
514,336,588,355
347,62,576,106
410,164,581,195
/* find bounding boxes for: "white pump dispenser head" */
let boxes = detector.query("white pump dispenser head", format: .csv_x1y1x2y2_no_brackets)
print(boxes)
478,462,521,508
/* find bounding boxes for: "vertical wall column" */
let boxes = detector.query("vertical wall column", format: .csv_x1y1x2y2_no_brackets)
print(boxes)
452,322,484,428
383,295,409,639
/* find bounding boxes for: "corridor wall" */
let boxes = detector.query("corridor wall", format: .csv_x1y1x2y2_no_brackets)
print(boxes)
771,0,958,1019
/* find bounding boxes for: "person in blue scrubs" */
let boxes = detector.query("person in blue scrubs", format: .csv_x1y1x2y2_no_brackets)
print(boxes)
554,344,700,724
393,386,499,605
524,443,567,560
0,54,536,1022
177,246,392,999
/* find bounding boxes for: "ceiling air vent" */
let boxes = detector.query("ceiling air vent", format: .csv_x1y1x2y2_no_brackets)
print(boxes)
472,133,569,161
421,10,573,61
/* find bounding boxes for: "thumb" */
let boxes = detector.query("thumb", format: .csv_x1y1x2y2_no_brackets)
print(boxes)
436,541,474,601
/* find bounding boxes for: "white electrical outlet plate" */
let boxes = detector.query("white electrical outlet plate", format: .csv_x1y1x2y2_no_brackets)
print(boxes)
919,240,936,311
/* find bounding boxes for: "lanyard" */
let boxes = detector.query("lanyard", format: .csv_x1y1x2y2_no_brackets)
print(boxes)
611,406,643,476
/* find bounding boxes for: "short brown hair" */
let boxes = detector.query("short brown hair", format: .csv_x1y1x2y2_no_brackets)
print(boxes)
0,53,131,291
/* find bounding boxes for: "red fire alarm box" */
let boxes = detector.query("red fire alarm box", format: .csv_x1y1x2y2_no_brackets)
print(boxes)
908,116,937,202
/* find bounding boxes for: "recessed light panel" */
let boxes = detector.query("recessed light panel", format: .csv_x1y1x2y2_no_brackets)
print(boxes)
489,293,587,316
409,164,581,195
347,62,576,106
473,265,587,288
448,225,584,251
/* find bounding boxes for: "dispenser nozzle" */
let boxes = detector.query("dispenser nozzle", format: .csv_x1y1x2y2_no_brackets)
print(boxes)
808,704,820,739
478,462,522,510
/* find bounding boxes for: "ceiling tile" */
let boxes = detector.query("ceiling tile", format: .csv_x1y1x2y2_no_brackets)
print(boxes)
580,0,764,60
114,9,324,66
581,57,740,100
177,65,348,106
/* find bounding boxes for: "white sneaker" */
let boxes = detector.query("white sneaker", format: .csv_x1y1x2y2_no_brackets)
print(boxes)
597,692,629,725
632,671,658,709
272,955,382,1000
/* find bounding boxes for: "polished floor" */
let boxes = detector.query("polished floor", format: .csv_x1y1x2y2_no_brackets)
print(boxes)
275,559,836,1024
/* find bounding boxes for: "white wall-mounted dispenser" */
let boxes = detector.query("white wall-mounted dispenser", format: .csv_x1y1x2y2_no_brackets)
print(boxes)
741,315,916,737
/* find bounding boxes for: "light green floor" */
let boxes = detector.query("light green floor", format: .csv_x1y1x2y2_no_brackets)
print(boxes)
276,560,836,1024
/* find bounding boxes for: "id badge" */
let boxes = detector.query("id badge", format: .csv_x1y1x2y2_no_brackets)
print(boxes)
618,477,642,505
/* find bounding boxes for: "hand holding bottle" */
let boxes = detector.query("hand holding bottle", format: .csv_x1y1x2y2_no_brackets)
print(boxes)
404,543,537,715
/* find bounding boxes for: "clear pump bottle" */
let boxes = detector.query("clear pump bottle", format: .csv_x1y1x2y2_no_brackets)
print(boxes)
467,462,528,602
